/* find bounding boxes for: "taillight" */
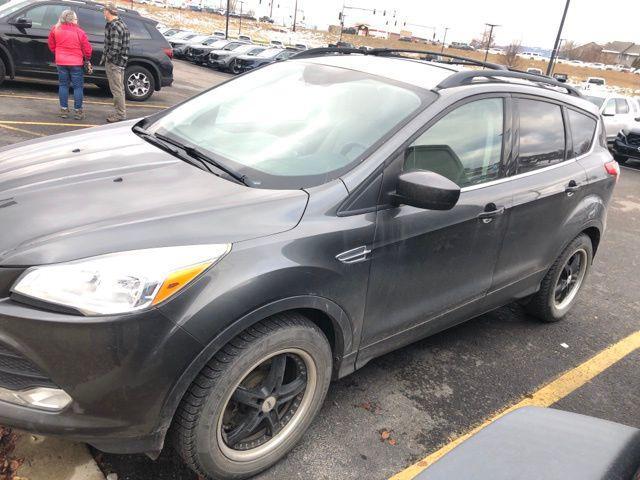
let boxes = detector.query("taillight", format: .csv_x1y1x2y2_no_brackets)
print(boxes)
604,160,620,179
163,47,173,58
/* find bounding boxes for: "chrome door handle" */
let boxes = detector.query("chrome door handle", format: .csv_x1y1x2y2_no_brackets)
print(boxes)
565,180,580,196
478,204,505,223
336,246,371,264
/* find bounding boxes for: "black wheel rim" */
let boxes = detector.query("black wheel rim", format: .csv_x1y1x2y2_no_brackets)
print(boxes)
221,352,308,452
554,249,587,309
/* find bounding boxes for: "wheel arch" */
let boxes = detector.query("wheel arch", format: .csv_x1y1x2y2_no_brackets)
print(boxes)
0,43,15,78
152,295,353,452
127,58,162,91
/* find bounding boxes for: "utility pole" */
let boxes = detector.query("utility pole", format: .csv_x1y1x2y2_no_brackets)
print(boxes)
225,0,230,39
338,2,345,43
269,0,273,18
546,0,570,75
441,26,449,54
550,38,565,75
292,0,298,32
484,23,499,62
238,0,244,35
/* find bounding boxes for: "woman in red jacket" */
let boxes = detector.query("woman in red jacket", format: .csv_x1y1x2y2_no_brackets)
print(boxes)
48,10,93,120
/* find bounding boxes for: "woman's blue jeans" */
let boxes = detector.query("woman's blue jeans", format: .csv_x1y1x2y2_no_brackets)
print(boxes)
57,66,84,110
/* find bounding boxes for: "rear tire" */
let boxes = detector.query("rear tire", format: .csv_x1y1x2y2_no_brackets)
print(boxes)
614,154,628,165
124,65,155,102
526,234,593,322
172,313,332,480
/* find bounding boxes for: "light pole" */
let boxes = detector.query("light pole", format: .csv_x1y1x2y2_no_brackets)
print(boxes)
292,0,298,32
441,26,449,54
546,0,570,75
484,23,499,62
238,0,245,35
225,0,230,39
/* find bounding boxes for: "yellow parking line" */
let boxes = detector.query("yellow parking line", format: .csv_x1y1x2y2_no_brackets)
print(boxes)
0,93,168,109
389,329,640,480
0,123,45,137
0,120,98,128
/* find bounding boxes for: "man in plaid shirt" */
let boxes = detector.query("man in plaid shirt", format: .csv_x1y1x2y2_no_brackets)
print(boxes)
101,2,129,122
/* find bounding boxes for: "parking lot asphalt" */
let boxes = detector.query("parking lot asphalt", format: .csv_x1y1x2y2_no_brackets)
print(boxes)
1,60,640,480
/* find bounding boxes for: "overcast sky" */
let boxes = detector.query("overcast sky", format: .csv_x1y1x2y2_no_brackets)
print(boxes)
251,0,639,48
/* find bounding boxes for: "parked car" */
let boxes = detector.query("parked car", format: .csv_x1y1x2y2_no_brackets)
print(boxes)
238,34,251,43
161,27,184,38
185,39,245,64
294,43,308,51
0,49,618,480
553,73,568,83
526,67,543,75
582,76,606,90
0,0,173,101
187,4,201,12
169,33,208,49
269,39,283,47
585,93,640,143
612,126,640,165
259,15,274,23
230,47,294,73
415,407,640,480
171,34,213,59
207,43,266,72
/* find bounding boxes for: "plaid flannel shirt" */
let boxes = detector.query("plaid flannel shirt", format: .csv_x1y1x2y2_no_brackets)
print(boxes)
101,18,130,67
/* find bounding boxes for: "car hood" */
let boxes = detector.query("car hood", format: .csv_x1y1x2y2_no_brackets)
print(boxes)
622,126,640,135
208,49,232,55
0,122,308,266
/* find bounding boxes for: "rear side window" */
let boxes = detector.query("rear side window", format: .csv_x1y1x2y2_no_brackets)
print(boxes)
405,98,504,188
516,99,565,174
567,110,597,157
78,8,106,36
126,18,152,40
615,98,629,114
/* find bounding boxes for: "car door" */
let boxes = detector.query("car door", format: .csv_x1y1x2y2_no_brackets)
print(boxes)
489,97,588,298
359,96,513,361
77,7,106,76
6,3,66,73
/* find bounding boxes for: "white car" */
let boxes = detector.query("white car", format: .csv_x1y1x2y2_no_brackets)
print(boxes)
584,93,640,143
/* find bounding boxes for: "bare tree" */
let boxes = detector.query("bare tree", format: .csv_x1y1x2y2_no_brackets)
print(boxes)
470,28,495,50
502,41,521,67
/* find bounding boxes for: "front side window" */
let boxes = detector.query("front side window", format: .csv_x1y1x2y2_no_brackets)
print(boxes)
19,4,64,29
615,98,630,114
568,109,597,157
516,99,565,174
148,61,428,189
404,98,504,188
78,8,105,36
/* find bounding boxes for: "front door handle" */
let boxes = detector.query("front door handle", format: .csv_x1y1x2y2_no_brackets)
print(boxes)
477,203,505,223
565,180,580,196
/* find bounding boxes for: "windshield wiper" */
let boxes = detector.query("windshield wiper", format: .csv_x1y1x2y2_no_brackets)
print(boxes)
132,125,211,173
154,132,249,186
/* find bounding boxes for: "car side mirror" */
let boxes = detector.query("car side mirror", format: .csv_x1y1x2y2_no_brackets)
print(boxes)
11,17,32,29
391,170,461,210
602,106,616,117
635,116,640,122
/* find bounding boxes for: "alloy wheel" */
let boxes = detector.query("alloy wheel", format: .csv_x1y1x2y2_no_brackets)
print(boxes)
554,248,588,310
216,348,316,462
127,72,151,97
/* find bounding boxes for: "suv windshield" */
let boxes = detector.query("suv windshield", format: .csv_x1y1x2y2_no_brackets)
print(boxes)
147,62,428,189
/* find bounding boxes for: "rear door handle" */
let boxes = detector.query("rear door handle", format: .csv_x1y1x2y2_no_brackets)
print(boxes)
565,180,581,196
477,203,505,223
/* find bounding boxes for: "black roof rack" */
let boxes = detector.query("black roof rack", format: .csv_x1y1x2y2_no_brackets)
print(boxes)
436,70,583,97
292,47,583,97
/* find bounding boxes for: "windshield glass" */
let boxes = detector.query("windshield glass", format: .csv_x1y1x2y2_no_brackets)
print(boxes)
223,43,241,51
203,39,225,47
0,0,29,16
147,62,427,189
585,96,605,108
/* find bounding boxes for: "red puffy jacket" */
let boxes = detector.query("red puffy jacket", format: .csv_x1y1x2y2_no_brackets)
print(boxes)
48,23,93,67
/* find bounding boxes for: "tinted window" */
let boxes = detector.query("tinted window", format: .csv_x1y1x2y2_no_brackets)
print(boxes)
22,4,65,29
616,98,629,114
517,99,565,173
78,8,105,36
404,98,504,187
125,18,152,40
568,110,596,157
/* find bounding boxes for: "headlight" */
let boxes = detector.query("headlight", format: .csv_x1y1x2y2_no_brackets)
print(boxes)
12,244,230,315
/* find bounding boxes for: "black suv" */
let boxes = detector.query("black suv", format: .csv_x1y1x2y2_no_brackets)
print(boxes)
0,0,173,101
0,49,618,479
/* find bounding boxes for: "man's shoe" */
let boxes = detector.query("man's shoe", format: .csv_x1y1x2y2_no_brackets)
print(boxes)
59,108,69,119
74,109,84,121
106,115,125,123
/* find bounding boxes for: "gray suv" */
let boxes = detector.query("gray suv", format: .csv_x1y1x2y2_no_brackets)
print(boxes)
0,48,619,479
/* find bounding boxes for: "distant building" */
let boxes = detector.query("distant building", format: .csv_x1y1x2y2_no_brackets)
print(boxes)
600,41,637,66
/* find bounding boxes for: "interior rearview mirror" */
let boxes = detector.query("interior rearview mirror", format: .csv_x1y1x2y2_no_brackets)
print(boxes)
391,170,461,211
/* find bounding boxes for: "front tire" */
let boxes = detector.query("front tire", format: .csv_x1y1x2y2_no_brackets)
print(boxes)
526,234,593,322
124,65,155,101
172,313,332,480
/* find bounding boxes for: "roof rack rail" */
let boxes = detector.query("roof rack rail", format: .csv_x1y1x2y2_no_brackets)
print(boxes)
292,47,508,71
436,70,583,97
291,47,582,97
